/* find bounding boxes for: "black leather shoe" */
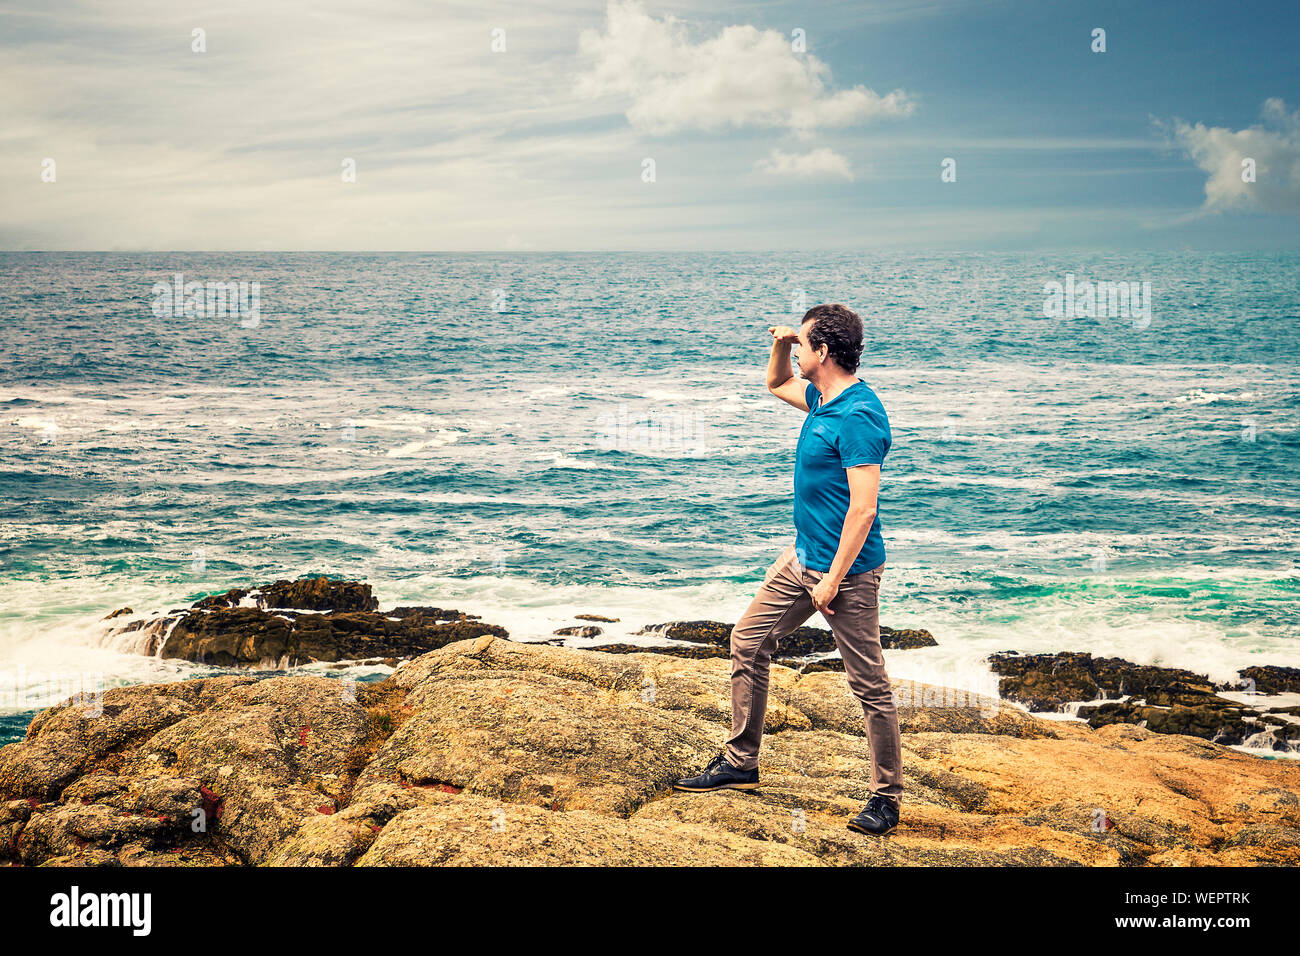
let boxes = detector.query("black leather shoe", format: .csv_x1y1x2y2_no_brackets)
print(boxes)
848,794,900,835
673,753,760,792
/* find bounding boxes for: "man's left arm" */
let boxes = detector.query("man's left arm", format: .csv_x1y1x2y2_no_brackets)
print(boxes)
810,464,879,615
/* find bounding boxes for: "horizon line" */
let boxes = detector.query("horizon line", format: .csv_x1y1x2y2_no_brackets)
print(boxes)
3,248,1299,255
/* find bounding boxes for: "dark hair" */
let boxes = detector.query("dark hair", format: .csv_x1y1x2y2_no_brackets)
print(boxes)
800,303,863,373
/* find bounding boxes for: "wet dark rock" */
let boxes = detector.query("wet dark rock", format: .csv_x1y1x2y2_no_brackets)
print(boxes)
989,651,1300,750
1234,665,1300,696
794,658,846,674
575,614,619,623
636,620,936,654
988,651,1215,712
555,626,603,638
106,578,508,669
1075,699,1265,748
879,626,940,650
195,578,379,613
589,643,846,675
390,607,477,621
591,643,729,660
635,621,731,644
162,609,506,667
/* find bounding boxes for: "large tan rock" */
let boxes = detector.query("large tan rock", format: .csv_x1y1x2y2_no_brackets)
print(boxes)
2,636,1298,866
356,792,820,866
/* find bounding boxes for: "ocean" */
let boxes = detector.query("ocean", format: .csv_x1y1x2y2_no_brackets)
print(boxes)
2,251,1298,747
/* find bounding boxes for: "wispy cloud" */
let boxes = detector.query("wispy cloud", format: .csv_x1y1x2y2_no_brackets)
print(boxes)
755,147,855,180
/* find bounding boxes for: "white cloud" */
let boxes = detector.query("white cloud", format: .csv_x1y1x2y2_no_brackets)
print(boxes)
1167,98,1300,215
755,147,854,180
576,1,914,136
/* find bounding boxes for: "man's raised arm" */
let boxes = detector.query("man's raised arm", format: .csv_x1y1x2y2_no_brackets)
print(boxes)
766,325,810,411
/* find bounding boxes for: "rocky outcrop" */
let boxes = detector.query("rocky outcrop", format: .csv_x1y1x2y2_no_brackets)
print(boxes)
554,626,603,638
3,638,1298,867
636,620,936,653
1237,665,1300,696
195,578,380,613
990,651,1300,752
103,578,507,668
591,642,729,660
989,651,1211,711
877,626,939,650
159,607,504,668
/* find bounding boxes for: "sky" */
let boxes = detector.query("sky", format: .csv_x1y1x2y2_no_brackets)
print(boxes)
0,0,1297,251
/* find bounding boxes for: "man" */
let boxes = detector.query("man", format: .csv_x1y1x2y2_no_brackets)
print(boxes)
673,303,902,836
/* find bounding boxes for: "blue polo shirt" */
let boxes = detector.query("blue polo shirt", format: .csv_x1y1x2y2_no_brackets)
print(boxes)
793,379,890,574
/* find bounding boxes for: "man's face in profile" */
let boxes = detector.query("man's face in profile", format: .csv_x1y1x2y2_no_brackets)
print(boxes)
795,318,818,379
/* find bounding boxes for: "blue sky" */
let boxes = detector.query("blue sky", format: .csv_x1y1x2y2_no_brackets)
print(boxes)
1,0,1296,250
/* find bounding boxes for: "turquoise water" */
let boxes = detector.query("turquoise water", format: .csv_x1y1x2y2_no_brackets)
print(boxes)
1,251,1297,719
0,713,28,746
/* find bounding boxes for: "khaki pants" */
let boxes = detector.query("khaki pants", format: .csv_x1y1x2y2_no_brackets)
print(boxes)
725,543,903,806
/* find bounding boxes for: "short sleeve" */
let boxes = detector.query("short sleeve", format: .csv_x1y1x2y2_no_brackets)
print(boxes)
804,381,817,411
838,406,888,467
